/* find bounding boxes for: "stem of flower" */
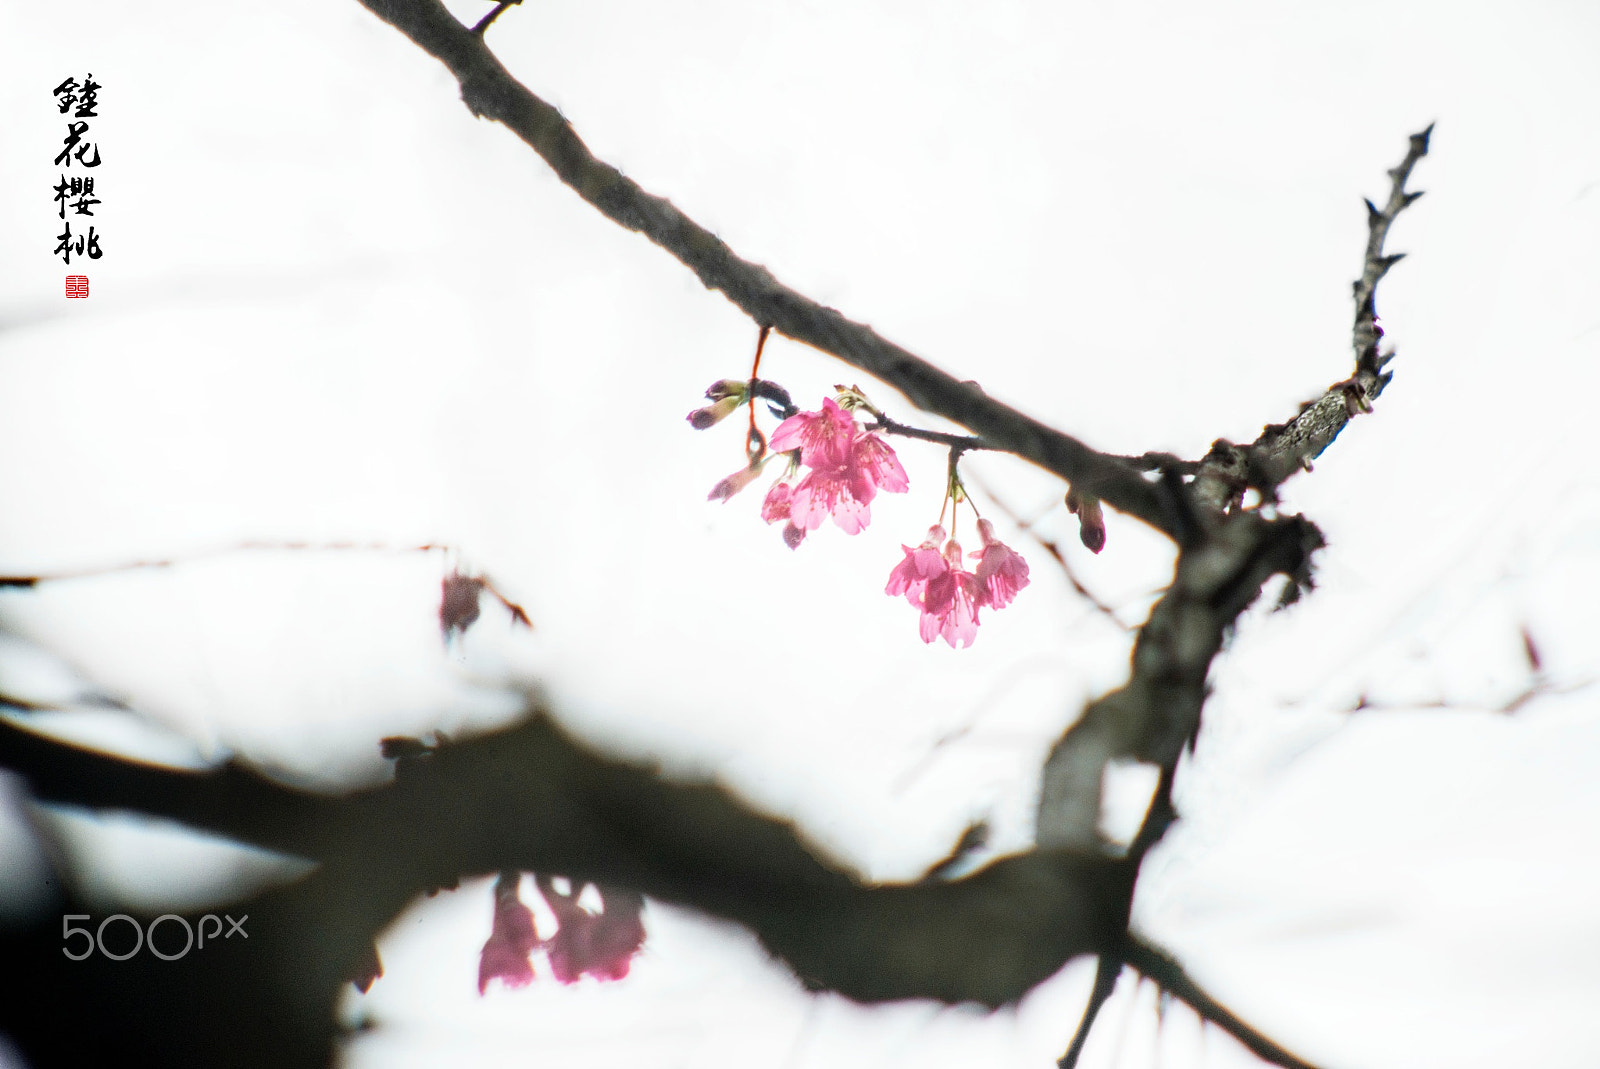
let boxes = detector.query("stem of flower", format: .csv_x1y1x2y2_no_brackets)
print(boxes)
946,447,969,540
748,324,772,446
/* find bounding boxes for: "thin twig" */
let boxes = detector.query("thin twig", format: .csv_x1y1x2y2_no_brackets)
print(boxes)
1058,954,1123,1068
470,0,521,36
865,416,987,452
0,539,453,587
1123,938,1323,1069
963,473,1129,631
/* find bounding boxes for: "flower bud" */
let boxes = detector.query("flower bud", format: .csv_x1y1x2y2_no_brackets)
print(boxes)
1066,490,1106,553
707,463,763,502
705,379,748,401
440,572,487,637
687,394,741,429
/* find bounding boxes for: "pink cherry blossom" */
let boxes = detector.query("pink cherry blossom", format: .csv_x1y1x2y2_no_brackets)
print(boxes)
760,481,807,549
788,468,870,535
918,539,983,648
969,518,1031,609
849,434,909,500
885,525,949,606
478,873,540,994
766,397,907,537
535,876,646,984
768,396,858,468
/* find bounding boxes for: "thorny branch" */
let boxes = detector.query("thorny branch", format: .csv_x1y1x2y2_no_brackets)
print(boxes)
1191,125,1432,513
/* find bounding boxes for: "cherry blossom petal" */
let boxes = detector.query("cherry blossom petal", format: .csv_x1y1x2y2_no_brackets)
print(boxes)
970,518,1031,609
790,469,870,534
768,397,858,468
939,573,983,648
851,434,908,495
915,539,984,647
886,525,949,605
761,481,793,524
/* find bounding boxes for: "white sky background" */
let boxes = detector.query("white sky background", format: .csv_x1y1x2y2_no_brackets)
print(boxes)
2,1,1599,1067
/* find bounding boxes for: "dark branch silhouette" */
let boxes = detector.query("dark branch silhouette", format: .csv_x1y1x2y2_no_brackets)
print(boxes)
0,705,1131,1066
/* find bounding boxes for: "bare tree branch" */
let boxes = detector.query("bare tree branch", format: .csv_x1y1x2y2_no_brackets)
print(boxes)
1192,127,1432,512
1123,937,1323,1069
1058,954,1123,1068
349,0,1181,540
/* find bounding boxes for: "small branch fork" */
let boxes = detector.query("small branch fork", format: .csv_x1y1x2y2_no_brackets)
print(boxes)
469,0,521,37
1193,125,1432,513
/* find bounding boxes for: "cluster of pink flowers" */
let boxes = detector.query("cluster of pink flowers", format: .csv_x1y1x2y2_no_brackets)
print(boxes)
702,394,909,548
690,382,1033,646
760,397,908,547
478,872,646,993
886,519,1030,647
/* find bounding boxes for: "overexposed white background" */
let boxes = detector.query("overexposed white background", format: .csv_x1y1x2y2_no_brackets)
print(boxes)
2,1,1599,1066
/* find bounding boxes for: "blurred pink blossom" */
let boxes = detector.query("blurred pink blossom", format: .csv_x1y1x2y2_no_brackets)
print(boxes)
885,525,949,606
536,876,646,984
768,398,907,537
919,538,983,648
970,518,1031,609
477,873,540,994
760,481,807,549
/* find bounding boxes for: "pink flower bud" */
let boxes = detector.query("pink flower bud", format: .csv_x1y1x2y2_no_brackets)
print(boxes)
687,394,741,429
708,463,763,502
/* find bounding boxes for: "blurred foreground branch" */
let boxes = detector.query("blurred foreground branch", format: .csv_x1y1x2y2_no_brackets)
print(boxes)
0,706,1131,1065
